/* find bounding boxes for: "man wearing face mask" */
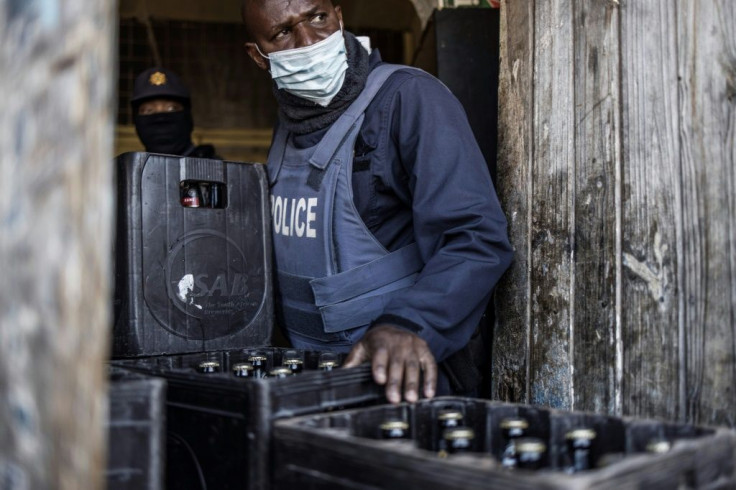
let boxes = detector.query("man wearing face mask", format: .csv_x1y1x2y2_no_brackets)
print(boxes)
131,66,219,159
242,0,513,404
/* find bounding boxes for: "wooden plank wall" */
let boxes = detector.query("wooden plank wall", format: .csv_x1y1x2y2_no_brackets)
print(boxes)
494,0,736,427
0,0,116,488
677,0,736,426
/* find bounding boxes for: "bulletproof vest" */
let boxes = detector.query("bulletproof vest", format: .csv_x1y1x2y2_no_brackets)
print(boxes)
266,64,424,349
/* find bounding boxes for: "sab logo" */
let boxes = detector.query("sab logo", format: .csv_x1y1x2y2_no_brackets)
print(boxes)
164,230,251,319
173,272,250,305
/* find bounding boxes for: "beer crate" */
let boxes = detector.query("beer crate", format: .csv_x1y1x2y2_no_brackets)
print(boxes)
113,347,385,490
272,396,736,490
106,366,166,490
112,152,274,358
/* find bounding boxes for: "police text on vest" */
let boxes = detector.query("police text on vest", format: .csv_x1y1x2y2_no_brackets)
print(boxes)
271,195,317,238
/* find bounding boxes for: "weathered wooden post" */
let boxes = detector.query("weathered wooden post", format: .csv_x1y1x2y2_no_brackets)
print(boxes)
494,0,735,427
0,0,116,488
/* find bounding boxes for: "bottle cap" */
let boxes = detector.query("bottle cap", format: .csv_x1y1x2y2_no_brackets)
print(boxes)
379,420,409,431
566,428,597,440
500,417,529,430
645,439,671,454
438,410,464,421
270,366,292,377
197,361,220,373
443,427,475,440
515,438,547,454
232,362,254,375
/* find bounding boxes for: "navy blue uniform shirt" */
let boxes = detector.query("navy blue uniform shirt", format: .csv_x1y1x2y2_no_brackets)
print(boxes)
290,50,513,362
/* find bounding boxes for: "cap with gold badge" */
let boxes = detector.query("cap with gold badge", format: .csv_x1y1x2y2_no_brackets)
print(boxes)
131,66,191,107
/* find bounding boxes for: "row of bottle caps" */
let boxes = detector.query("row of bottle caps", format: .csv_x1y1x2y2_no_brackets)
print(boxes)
378,412,672,472
194,350,341,378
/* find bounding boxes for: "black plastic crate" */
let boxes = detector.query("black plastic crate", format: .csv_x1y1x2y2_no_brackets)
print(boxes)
113,347,385,490
106,366,166,490
272,397,736,490
113,152,274,358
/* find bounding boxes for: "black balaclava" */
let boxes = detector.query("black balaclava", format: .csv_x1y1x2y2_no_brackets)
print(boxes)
134,107,194,156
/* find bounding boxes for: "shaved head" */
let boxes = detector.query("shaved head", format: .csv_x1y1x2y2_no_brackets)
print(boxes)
241,0,336,40
241,0,342,71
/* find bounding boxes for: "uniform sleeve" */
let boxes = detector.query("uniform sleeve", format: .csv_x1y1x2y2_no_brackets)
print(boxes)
372,71,513,362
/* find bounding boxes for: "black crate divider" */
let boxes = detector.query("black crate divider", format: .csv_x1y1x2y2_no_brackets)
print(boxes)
107,367,166,490
113,348,385,490
272,397,736,490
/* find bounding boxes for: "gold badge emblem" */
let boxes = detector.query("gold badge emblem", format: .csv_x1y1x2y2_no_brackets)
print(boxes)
149,71,167,86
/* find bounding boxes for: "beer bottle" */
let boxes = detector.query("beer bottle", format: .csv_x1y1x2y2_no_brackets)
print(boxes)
284,358,303,375
565,428,596,472
269,366,292,379
248,353,268,379
197,361,220,373
197,182,210,207
437,409,464,454
443,426,475,455
282,351,304,375
318,352,339,371
210,183,222,208
232,362,254,378
181,182,201,208
380,419,410,440
645,438,671,454
500,417,529,468
438,409,464,430
515,437,546,470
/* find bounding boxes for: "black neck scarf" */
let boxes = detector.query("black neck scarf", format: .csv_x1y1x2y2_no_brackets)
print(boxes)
273,31,371,135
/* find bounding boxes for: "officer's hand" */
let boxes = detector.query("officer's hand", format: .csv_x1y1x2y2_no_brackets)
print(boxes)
343,324,437,404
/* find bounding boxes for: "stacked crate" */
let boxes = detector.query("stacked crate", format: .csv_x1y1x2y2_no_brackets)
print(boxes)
106,367,166,490
113,349,383,490
272,396,736,489
110,152,387,488
112,152,274,358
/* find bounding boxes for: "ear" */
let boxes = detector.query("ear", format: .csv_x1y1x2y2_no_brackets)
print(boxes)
244,42,269,71
334,5,343,26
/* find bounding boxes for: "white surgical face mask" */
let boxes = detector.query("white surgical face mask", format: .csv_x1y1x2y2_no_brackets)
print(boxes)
257,27,348,107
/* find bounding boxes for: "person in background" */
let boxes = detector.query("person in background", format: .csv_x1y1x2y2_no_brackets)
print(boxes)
241,0,513,403
131,66,219,159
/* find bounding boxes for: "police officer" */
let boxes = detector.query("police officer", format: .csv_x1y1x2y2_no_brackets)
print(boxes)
241,0,513,403
131,66,219,159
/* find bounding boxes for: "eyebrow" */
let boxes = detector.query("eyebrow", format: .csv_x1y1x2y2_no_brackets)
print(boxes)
269,5,323,36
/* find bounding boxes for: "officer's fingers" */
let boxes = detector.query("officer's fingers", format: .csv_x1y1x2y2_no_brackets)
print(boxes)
343,341,369,368
420,353,438,399
385,356,406,404
371,347,389,386
403,358,421,403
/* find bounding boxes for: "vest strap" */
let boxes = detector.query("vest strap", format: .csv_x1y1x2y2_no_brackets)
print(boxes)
266,122,289,185
308,64,417,169
280,305,330,339
275,243,423,333
311,242,423,306
277,271,315,304
321,273,419,333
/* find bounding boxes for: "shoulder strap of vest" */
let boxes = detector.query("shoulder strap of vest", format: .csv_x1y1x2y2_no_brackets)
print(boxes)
307,64,421,170
266,119,288,185
267,64,424,185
